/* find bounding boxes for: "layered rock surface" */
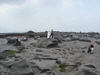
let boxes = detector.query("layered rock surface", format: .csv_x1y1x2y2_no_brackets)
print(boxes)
0,34,100,75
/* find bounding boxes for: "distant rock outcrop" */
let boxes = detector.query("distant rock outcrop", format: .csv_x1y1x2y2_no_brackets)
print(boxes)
26,31,36,37
6,37,21,46
36,38,59,48
71,37,91,42
7,37,18,44
54,34,64,43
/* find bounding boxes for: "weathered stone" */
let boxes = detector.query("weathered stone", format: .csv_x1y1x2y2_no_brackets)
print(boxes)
36,38,59,48
36,49,43,52
75,69,97,75
85,65,96,69
6,37,22,46
71,38,91,42
7,60,40,75
75,65,97,75
0,50,16,59
0,53,7,59
0,65,9,75
54,34,64,43
7,37,18,44
56,59,61,64
14,41,21,46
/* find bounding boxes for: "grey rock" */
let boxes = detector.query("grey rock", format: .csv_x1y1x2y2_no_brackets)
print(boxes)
0,53,7,59
56,59,61,64
36,38,59,48
0,50,16,59
95,41,100,45
14,41,21,46
16,46,25,53
0,65,9,75
54,34,64,43
71,38,91,42
6,37,17,44
6,37,21,46
75,69,97,75
7,60,39,75
85,65,96,69
75,65,97,75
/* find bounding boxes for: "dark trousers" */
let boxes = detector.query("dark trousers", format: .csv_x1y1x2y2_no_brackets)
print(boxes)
87,48,91,53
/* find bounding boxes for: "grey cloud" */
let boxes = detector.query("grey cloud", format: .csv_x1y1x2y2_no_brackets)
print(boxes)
41,0,61,7
0,0,25,5
0,0,100,32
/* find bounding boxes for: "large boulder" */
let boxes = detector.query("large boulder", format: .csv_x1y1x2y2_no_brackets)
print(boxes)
53,32,64,43
75,65,97,75
26,31,36,38
0,50,16,59
37,31,47,37
75,69,97,75
0,58,56,75
54,35,64,43
7,37,21,46
14,41,21,46
6,37,21,46
7,37,18,44
7,60,40,75
36,38,59,48
16,46,25,53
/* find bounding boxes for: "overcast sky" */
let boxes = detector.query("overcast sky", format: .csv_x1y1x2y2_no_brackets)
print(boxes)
0,0,100,33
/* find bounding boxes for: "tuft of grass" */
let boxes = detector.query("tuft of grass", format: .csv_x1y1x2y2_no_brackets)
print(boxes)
8,51,16,55
59,63,68,69
59,63,68,72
